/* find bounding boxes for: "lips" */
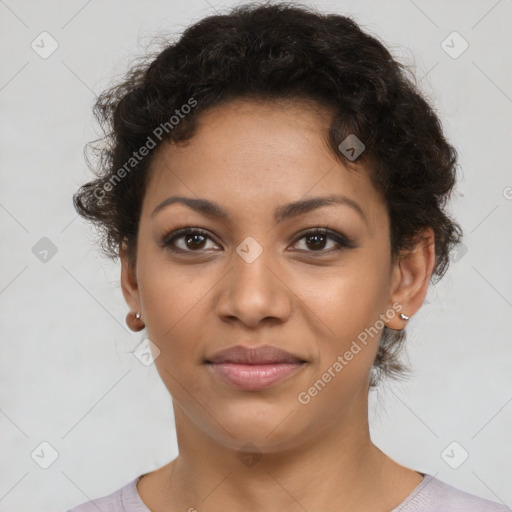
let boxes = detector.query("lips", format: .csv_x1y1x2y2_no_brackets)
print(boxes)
205,344,305,365
205,345,307,390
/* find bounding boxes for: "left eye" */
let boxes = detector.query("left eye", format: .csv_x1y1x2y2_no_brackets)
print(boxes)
290,228,355,253
160,228,356,254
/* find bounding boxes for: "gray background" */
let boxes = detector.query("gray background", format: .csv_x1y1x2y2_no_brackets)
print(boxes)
1,0,511,510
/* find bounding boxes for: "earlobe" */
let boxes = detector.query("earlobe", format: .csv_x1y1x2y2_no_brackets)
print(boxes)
386,228,436,330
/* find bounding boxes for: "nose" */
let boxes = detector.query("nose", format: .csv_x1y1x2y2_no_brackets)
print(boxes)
215,244,292,328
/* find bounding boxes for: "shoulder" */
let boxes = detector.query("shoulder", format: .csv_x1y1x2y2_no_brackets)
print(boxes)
395,474,511,512
64,475,148,512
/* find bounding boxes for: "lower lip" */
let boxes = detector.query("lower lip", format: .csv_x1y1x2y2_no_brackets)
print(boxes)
207,362,305,390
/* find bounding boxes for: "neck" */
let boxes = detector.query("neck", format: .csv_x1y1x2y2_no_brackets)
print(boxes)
153,393,415,512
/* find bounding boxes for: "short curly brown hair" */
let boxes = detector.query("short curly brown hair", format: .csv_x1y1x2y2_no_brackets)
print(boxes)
73,1,463,388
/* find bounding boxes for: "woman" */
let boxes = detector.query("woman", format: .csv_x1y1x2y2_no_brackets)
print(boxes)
66,2,508,511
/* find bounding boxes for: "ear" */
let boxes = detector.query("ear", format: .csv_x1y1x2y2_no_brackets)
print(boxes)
386,227,436,329
120,243,141,314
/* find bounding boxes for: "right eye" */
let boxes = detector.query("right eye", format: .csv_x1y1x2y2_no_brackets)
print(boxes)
160,228,222,253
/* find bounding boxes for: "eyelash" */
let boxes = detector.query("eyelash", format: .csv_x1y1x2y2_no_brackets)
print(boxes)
159,226,357,255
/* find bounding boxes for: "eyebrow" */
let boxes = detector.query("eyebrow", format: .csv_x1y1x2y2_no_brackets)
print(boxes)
151,194,367,226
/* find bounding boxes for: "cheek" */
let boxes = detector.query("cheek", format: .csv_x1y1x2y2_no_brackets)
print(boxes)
139,271,211,399
304,262,387,336
140,277,205,340
138,240,199,316
299,255,390,377
292,280,385,419
136,252,217,368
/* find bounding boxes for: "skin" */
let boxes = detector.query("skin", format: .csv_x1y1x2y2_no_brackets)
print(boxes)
121,98,435,512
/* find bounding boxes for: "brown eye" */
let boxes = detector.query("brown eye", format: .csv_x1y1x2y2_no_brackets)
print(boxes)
160,228,220,253
183,233,207,250
304,233,329,250
291,228,357,254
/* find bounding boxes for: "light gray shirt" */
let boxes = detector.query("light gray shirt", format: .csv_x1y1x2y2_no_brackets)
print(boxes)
65,472,511,511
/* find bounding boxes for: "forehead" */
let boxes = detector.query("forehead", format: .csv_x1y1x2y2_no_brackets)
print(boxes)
143,99,385,232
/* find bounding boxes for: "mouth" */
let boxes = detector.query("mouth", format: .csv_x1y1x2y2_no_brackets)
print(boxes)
205,344,306,365
205,345,307,390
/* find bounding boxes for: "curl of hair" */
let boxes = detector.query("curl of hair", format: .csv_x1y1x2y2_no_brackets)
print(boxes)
73,1,463,388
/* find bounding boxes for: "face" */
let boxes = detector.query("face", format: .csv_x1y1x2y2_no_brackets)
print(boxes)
122,98,410,453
